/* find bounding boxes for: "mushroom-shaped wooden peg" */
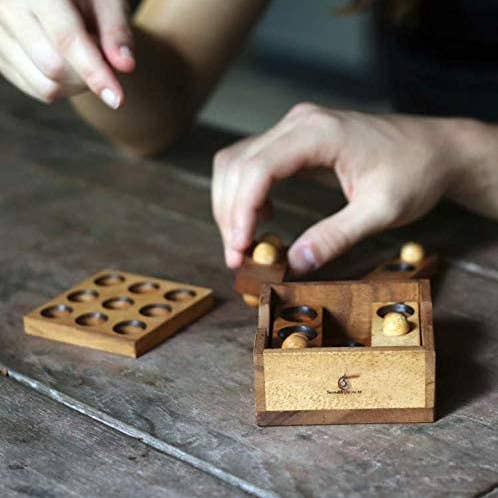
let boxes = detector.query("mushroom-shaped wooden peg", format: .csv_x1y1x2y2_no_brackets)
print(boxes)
281,332,310,349
242,293,260,308
252,241,279,265
382,312,410,336
400,242,425,265
259,232,283,251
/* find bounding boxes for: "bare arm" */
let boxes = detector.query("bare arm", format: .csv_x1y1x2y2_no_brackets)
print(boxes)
71,0,268,156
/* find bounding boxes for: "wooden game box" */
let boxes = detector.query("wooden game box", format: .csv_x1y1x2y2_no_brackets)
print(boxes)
254,279,435,425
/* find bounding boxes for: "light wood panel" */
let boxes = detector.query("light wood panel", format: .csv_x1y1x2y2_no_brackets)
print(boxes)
24,270,214,357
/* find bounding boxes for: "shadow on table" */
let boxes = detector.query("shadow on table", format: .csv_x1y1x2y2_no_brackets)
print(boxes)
435,316,492,419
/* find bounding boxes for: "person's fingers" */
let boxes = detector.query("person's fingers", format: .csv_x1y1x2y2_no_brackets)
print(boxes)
229,126,335,258
288,198,390,275
0,26,61,103
212,136,259,267
0,8,65,81
91,0,135,73
213,116,310,264
0,54,43,102
32,0,124,109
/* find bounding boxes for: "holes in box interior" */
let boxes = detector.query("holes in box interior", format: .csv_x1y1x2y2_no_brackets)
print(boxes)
76,312,108,326
164,289,196,301
376,302,415,318
278,324,317,341
67,289,99,303
129,281,160,294
41,304,73,318
140,304,172,317
383,262,415,272
102,296,134,310
94,273,125,286
335,340,364,347
279,305,317,323
113,319,147,334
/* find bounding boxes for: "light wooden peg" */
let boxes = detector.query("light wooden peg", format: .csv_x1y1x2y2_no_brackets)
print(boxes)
281,332,309,349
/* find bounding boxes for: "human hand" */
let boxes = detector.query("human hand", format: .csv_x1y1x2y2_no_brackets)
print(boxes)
0,0,135,107
212,103,462,274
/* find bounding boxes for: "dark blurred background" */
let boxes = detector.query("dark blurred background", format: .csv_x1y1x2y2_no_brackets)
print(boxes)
201,1,389,134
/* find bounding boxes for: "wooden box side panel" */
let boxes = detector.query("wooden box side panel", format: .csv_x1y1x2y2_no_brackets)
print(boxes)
256,407,435,426
24,316,137,357
262,349,427,411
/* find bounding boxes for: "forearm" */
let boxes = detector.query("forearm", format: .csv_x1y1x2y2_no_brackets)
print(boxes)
443,117,498,220
71,0,268,156
71,26,193,156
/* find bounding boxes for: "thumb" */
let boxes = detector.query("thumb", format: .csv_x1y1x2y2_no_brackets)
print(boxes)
93,0,135,73
288,199,387,275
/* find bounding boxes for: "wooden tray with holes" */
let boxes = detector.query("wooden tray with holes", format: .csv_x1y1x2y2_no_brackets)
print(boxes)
24,270,214,358
254,279,435,426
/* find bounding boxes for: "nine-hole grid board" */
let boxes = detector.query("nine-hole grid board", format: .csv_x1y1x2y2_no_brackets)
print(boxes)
24,270,214,357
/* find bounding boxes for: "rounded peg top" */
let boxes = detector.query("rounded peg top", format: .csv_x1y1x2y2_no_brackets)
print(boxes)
259,232,283,250
252,241,279,265
400,242,425,264
281,332,309,349
382,312,410,336
242,293,259,308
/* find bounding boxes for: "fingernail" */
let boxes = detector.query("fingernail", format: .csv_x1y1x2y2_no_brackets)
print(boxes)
120,45,134,60
292,244,318,275
100,88,120,109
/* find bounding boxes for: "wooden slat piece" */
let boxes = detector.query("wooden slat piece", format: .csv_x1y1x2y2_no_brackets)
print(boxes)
271,305,323,348
370,301,421,347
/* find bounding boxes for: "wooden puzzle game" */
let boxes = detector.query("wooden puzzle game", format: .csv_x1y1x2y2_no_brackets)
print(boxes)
233,238,438,425
254,279,435,426
23,239,437,426
24,270,214,358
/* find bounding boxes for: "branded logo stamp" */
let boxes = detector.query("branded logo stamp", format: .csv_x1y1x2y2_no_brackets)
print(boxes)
327,374,362,395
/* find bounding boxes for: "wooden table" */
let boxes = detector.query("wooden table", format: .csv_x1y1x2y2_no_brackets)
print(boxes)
0,80,497,498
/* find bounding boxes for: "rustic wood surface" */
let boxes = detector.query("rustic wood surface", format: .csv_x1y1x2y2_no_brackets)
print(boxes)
0,80,497,497
0,376,242,498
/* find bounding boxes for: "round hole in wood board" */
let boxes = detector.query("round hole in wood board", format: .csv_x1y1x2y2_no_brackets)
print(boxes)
41,304,73,319
102,296,134,310
278,324,317,341
94,273,125,286
280,305,317,323
164,289,196,301
113,320,147,335
335,340,365,347
383,262,415,272
139,304,172,317
67,289,99,303
76,312,108,326
128,281,160,294
376,303,415,318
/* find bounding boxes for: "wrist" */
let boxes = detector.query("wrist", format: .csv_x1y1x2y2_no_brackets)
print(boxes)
440,117,498,218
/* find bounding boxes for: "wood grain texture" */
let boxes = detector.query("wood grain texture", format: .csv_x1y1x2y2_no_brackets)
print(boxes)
0,376,240,498
24,270,214,357
263,349,426,410
0,80,497,497
234,254,288,296
255,281,433,423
